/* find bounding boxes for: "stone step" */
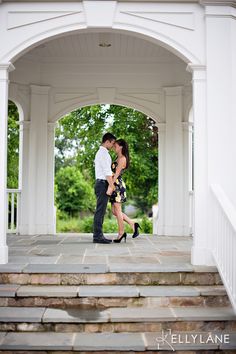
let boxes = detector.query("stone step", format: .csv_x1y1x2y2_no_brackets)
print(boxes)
0,264,222,286
0,284,230,309
0,331,235,351
0,306,235,333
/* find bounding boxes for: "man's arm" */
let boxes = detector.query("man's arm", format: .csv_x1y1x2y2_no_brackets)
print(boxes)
100,152,113,194
106,176,114,196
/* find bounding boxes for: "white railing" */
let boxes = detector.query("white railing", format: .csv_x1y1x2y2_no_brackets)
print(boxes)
6,189,21,234
210,184,236,313
189,190,194,236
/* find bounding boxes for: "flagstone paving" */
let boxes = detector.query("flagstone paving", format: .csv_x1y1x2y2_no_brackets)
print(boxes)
0,283,228,299
4,234,202,270
0,331,235,351
1,305,235,323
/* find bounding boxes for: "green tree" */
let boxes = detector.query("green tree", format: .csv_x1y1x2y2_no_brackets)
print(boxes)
55,166,96,216
7,101,19,188
55,105,158,212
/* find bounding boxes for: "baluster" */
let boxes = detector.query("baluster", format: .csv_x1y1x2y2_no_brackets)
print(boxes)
233,232,236,299
7,192,9,232
16,192,20,234
11,192,14,232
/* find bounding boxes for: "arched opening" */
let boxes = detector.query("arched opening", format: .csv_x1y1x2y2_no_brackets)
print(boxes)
7,100,21,234
6,25,196,66
54,104,158,235
7,28,192,238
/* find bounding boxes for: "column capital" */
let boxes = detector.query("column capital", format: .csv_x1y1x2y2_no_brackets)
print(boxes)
156,122,166,132
163,86,183,96
0,63,15,72
200,0,236,8
0,63,15,81
186,64,206,73
30,85,51,95
187,64,206,81
19,120,30,131
182,121,194,132
48,122,57,131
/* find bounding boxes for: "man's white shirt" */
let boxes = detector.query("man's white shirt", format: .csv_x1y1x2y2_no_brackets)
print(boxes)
95,146,112,180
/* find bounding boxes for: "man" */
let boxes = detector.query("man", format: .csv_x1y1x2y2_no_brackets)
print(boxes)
93,132,116,243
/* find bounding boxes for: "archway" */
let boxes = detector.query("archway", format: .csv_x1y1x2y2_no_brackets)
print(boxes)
54,104,158,235
0,1,204,264
7,29,192,239
6,100,21,234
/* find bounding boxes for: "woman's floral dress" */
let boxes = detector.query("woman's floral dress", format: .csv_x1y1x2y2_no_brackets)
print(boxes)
110,161,127,204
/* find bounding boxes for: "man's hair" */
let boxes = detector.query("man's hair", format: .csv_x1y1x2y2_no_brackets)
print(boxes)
102,132,116,143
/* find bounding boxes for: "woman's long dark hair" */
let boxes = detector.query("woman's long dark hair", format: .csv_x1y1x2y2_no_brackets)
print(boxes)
116,139,130,169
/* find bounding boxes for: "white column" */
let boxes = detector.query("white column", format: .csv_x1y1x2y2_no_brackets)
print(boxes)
187,65,214,265
182,122,194,236
47,122,56,234
26,85,55,235
161,86,187,236
18,121,30,235
0,63,14,263
156,123,166,236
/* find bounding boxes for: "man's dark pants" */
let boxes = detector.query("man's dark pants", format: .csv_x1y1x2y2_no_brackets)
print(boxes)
93,180,109,240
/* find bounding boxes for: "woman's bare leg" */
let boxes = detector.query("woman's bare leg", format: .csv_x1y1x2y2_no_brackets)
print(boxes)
114,203,125,236
112,203,134,231
112,204,117,217
122,213,135,230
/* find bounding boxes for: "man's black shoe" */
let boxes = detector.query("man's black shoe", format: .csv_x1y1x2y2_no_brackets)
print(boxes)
93,237,112,244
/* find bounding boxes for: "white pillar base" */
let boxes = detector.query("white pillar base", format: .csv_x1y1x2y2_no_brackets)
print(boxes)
0,245,8,264
157,225,190,236
19,223,56,235
191,246,215,266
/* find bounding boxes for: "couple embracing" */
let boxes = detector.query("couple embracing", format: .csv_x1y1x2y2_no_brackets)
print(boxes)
93,133,141,244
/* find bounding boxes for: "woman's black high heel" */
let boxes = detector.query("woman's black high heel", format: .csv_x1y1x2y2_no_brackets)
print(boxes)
132,223,141,238
113,232,127,243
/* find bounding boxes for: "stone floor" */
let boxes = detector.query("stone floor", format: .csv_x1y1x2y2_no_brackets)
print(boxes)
2,234,217,273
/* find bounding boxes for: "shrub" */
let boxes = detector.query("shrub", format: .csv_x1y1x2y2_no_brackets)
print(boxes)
140,215,153,233
55,166,96,215
56,214,153,234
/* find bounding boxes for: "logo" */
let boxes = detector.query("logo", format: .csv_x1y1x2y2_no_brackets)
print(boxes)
155,329,231,351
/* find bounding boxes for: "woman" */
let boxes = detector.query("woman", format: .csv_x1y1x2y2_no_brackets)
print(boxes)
109,139,141,243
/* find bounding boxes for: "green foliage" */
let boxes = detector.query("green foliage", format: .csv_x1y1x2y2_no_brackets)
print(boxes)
55,105,158,212
140,215,153,233
7,101,19,188
55,166,96,216
7,101,158,230
56,214,152,234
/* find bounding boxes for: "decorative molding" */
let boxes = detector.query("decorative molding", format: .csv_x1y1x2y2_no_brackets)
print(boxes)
119,92,160,104
0,63,15,81
163,86,183,95
186,64,206,72
7,11,82,30
186,64,206,81
47,122,57,131
83,1,117,27
0,63,15,72
182,121,194,132
200,0,236,8
30,85,50,95
120,11,195,31
19,120,30,131
156,122,166,132
54,92,95,103
97,87,116,103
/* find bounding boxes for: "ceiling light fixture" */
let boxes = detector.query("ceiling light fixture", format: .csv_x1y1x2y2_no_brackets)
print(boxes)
99,33,112,48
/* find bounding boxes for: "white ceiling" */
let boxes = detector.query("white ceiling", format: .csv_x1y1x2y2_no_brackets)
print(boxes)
22,32,182,63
